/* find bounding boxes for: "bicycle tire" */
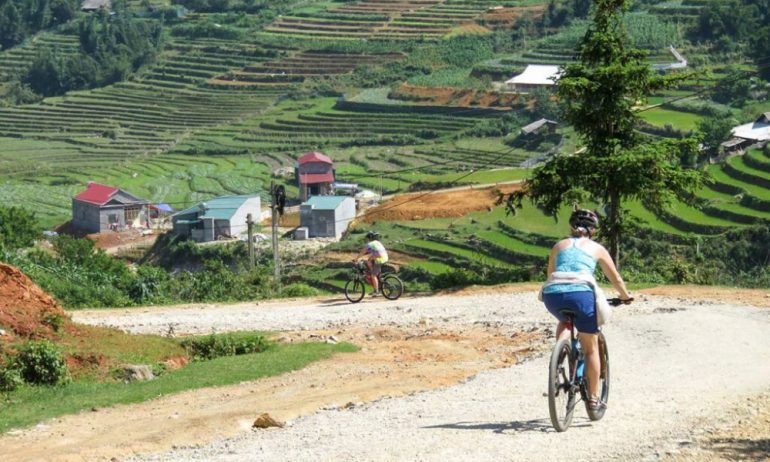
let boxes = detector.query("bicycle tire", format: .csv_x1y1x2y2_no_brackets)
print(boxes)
548,338,577,432
586,332,610,421
380,274,404,300
344,278,365,303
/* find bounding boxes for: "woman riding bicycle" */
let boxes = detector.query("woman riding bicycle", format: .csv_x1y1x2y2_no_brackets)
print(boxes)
355,231,389,297
541,208,632,411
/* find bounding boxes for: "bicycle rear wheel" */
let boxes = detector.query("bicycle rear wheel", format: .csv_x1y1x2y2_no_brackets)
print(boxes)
586,332,610,421
380,274,404,300
344,278,365,303
548,338,577,432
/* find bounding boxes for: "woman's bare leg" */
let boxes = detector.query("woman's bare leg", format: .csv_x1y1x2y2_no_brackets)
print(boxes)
556,321,571,341
578,332,600,399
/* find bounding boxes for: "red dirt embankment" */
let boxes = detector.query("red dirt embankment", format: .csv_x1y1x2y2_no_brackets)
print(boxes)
361,183,521,222
391,83,523,109
0,263,71,346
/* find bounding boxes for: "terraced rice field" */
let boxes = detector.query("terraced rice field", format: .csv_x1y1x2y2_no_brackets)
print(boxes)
213,51,404,87
172,97,506,155
0,32,80,82
0,153,279,227
262,0,493,41
0,38,291,175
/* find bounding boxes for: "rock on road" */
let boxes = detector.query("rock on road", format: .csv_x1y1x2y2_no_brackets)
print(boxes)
72,291,770,462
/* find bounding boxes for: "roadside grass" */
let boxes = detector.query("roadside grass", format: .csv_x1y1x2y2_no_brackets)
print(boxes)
58,325,187,380
406,260,453,274
0,340,356,433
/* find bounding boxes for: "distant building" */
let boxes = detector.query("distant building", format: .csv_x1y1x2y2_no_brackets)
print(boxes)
81,0,111,12
732,112,770,143
652,46,688,71
296,151,334,202
172,195,261,242
72,182,150,233
505,65,561,93
521,118,558,136
300,196,355,239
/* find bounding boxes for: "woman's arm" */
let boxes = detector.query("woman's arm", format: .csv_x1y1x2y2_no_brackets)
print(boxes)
547,245,558,277
596,246,632,299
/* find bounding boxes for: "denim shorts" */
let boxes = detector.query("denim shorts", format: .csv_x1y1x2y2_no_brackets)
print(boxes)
543,290,598,334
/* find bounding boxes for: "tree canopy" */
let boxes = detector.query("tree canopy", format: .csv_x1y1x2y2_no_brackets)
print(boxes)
508,0,707,264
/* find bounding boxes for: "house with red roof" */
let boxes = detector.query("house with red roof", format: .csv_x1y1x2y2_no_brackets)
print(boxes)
72,182,150,233
296,151,335,202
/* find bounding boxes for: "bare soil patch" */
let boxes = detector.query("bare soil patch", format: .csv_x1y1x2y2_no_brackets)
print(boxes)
0,325,545,462
361,183,521,222
481,5,546,27
662,391,770,462
392,83,523,108
640,285,770,309
0,263,67,346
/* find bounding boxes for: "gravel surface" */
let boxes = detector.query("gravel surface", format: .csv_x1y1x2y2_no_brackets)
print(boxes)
74,292,770,462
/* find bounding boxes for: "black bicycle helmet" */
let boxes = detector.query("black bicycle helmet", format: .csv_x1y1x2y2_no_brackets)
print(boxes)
569,208,599,231
366,230,379,239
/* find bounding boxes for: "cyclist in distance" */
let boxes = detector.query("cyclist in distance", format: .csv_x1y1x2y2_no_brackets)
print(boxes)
355,231,389,297
541,208,632,410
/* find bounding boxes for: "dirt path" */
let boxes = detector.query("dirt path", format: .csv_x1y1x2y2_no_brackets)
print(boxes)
3,289,770,461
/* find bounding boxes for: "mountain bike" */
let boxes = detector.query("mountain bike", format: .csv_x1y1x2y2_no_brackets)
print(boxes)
547,297,632,432
344,260,404,303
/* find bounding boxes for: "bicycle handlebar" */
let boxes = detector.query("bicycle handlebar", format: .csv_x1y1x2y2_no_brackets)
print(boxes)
607,297,634,307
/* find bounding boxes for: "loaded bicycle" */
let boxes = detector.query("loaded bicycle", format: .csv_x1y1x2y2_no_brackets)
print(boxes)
547,297,632,432
344,260,404,303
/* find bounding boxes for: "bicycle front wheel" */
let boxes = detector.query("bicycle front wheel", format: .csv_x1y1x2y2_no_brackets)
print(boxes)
380,274,404,300
344,278,365,303
586,332,610,421
548,338,577,432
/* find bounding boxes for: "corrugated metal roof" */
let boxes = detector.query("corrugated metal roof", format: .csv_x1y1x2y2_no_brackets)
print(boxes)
81,0,111,10
506,65,560,86
521,118,557,135
298,151,332,165
74,182,118,205
174,195,258,221
303,195,351,210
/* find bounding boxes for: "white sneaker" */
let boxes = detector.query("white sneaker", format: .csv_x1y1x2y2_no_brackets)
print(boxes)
370,291,380,297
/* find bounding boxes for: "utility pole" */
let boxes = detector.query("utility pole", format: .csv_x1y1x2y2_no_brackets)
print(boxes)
246,213,255,270
270,182,280,282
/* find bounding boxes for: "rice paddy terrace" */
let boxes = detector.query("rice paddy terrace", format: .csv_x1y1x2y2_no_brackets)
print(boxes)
262,0,498,41
0,0,767,246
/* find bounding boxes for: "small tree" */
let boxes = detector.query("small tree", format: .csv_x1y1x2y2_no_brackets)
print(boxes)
507,0,706,264
697,114,738,162
0,205,39,251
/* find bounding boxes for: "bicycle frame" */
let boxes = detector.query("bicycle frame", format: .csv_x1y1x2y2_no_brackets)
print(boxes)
563,316,588,400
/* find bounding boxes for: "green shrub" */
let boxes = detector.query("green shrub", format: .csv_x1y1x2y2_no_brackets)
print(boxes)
279,283,321,298
179,332,269,361
430,268,480,290
42,314,65,333
16,340,69,386
0,366,24,392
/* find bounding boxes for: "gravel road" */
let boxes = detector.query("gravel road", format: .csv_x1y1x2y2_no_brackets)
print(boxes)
74,291,770,462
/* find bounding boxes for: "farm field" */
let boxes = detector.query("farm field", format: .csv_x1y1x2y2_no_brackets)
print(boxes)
0,0,767,279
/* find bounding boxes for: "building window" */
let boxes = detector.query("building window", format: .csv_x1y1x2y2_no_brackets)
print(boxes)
108,213,119,224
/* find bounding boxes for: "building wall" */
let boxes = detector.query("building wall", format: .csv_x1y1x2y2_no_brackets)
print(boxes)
300,197,356,238
99,205,128,232
72,200,102,233
191,218,215,242
333,197,356,238
230,197,261,239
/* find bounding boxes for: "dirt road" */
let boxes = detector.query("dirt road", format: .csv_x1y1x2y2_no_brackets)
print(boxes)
3,289,770,461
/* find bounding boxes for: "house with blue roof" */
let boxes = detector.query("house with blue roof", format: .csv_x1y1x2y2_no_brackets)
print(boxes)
172,195,261,242
300,196,356,238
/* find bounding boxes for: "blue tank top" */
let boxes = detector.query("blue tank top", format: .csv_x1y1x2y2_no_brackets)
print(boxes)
542,238,597,294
